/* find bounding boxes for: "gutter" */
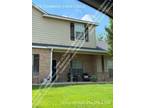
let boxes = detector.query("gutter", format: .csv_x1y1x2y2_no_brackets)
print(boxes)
32,45,107,53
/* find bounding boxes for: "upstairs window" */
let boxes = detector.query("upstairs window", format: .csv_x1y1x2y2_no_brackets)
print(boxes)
75,23,85,40
70,23,89,41
32,54,39,75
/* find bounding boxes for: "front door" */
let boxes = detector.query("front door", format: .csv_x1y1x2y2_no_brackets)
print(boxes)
52,60,57,82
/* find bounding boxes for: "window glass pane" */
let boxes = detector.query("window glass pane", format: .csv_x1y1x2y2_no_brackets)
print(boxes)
74,23,85,40
75,23,84,32
76,32,84,40
72,60,82,69
32,54,39,75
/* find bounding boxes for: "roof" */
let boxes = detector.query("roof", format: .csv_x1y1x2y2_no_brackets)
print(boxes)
32,3,98,25
79,0,113,18
96,40,108,51
32,43,107,54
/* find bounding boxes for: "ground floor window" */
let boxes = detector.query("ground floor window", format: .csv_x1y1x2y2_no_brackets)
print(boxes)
68,60,83,81
70,60,83,75
71,60,83,69
32,54,39,76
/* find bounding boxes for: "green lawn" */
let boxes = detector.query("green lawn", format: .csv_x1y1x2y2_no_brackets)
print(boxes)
32,84,113,108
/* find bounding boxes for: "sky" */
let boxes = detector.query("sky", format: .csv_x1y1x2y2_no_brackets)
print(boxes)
32,0,110,38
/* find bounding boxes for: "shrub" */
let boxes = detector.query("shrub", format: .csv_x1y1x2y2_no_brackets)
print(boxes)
90,75,97,82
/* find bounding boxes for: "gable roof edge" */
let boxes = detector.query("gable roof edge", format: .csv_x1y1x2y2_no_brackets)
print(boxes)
32,3,98,25
32,2,48,14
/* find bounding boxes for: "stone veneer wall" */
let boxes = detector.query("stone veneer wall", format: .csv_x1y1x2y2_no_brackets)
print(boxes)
32,48,51,83
32,50,112,83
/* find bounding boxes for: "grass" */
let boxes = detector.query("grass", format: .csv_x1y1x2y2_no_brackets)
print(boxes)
32,84,113,108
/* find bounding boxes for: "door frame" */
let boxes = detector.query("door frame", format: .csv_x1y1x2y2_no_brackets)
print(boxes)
52,59,57,82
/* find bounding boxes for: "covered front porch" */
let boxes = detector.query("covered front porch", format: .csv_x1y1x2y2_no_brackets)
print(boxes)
32,48,112,84
52,51,112,82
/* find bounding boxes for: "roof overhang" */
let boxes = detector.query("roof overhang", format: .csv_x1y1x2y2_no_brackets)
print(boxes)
43,14,97,25
79,0,113,18
32,43,108,54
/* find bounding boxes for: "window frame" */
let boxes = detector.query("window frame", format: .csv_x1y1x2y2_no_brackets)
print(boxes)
32,54,39,76
74,23,85,40
70,22,89,42
71,60,83,69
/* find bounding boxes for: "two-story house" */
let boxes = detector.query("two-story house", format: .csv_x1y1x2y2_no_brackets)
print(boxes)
32,4,113,84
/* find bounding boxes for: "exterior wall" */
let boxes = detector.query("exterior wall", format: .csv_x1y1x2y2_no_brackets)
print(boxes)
32,48,51,83
53,52,96,82
73,54,96,75
95,55,113,81
104,56,113,81
32,6,113,83
104,56,113,72
32,49,112,83
53,52,113,82
94,55,105,81
53,52,69,82
32,7,97,48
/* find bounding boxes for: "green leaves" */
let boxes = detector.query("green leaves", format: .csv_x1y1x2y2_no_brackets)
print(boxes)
105,19,113,56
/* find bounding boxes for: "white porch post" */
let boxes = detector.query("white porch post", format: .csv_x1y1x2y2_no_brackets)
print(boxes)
49,48,53,82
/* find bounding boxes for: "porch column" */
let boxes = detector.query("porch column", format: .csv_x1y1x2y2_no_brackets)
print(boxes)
103,56,112,81
96,55,104,81
49,48,53,82
96,55,102,73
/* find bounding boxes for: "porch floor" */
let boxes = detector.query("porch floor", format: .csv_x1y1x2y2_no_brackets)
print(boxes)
32,81,113,86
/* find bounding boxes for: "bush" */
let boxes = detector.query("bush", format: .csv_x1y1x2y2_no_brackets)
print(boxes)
90,75,97,82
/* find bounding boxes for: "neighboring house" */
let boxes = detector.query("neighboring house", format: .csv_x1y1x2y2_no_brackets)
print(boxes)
32,4,113,84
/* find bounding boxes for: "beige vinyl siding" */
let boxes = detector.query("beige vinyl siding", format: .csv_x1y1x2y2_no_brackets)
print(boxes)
32,7,97,48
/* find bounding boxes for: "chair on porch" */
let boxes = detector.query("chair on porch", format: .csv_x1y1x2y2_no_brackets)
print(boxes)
67,69,82,82
82,73,90,81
